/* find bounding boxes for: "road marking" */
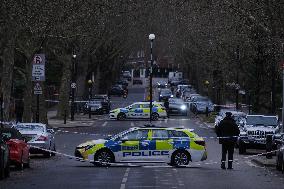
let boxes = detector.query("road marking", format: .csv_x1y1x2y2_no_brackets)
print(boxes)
102,121,108,127
120,168,130,189
131,122,135,127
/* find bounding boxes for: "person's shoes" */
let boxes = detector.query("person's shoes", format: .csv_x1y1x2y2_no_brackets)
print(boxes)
228,161,233,169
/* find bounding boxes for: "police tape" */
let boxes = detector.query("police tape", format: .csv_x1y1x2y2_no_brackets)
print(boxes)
55,129,104,136
28,145,281,168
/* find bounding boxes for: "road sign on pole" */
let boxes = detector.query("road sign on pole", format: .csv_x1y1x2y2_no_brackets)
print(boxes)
34,82,43,95
32,54,46,81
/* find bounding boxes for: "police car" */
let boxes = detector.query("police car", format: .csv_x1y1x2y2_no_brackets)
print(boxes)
74,126,207,166
109,102,167,121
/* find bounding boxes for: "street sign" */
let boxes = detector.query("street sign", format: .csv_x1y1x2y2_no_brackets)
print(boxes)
71,83,76,89
32,54,45,81
34,83,43,95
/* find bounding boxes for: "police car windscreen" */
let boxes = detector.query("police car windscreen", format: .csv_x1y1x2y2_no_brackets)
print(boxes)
246,116,278,127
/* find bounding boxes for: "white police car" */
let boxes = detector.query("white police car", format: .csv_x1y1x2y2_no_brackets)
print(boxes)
75,126,207,166
109,102,167,121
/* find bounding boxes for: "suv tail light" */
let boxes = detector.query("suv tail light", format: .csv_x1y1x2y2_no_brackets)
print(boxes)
194,140,206,146
36,135,48,141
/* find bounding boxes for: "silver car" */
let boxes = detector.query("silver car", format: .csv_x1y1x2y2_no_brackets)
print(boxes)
15,123,56,157
168,98,188,115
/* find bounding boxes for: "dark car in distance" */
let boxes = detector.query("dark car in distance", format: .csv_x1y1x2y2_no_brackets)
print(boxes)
92,95,111,113
83,100,104,115
109,86,125,96
133,79,143,85
159,89,173,101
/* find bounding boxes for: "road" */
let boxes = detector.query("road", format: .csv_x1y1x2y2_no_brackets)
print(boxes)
1,87,284,189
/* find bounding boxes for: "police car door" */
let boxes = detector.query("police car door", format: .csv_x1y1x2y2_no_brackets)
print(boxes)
141,104,150,118
149,129,172,161
127,104,143,118
120,129,150,161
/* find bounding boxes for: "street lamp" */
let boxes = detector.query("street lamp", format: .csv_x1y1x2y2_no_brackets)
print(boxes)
87,79,93,119
70,51,77,121
149,33,155,122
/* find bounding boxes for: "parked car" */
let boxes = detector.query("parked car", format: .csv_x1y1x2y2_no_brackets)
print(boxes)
122,71,132,81
0,132,10,179
214,110,247,129
159,89,173,101
168,98,188,116
0,127,30,170
116,79,128,87
83,100,104,115
133,79,143,85
238,115,281,154
190,96,214,114
91,95,111,113
15,123,56,157
179,79,190,85
181,88,196,100
109,85,125,96
176,85,191,98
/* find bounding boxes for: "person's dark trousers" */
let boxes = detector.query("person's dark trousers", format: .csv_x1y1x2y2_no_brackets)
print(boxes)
221,142,235,169
166,108,170,118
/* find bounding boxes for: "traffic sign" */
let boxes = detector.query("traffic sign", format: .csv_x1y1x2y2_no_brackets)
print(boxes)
34,83,43,95
32,54,45,81
71,83,76,89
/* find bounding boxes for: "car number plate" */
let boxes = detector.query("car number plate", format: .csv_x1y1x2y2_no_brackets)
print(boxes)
91,107,95,111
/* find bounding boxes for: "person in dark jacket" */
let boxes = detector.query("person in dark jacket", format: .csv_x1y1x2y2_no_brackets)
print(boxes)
164,98,170,118
216,112,240,169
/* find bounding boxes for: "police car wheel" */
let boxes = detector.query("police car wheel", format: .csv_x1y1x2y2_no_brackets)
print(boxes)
94,150,114,167
171,150,190,166
151,113,159,121
117,113,126,121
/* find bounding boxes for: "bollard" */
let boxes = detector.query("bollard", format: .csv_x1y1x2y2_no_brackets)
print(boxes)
64,110,67,124
266,134,273,159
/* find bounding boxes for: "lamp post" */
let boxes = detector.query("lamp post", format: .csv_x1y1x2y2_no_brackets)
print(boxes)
71,52,77,121
88,80,93,119
149,34,155,123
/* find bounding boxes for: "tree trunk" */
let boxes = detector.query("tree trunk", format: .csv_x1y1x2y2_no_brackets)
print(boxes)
57,55,72,119
22,57,33,122
1,37,15,121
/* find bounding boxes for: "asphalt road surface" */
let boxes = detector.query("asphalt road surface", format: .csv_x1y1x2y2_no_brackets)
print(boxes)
1,87,284,189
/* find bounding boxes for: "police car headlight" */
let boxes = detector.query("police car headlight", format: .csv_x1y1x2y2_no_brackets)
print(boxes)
160,94,162,97
170,95,174,97
180,105,187,110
